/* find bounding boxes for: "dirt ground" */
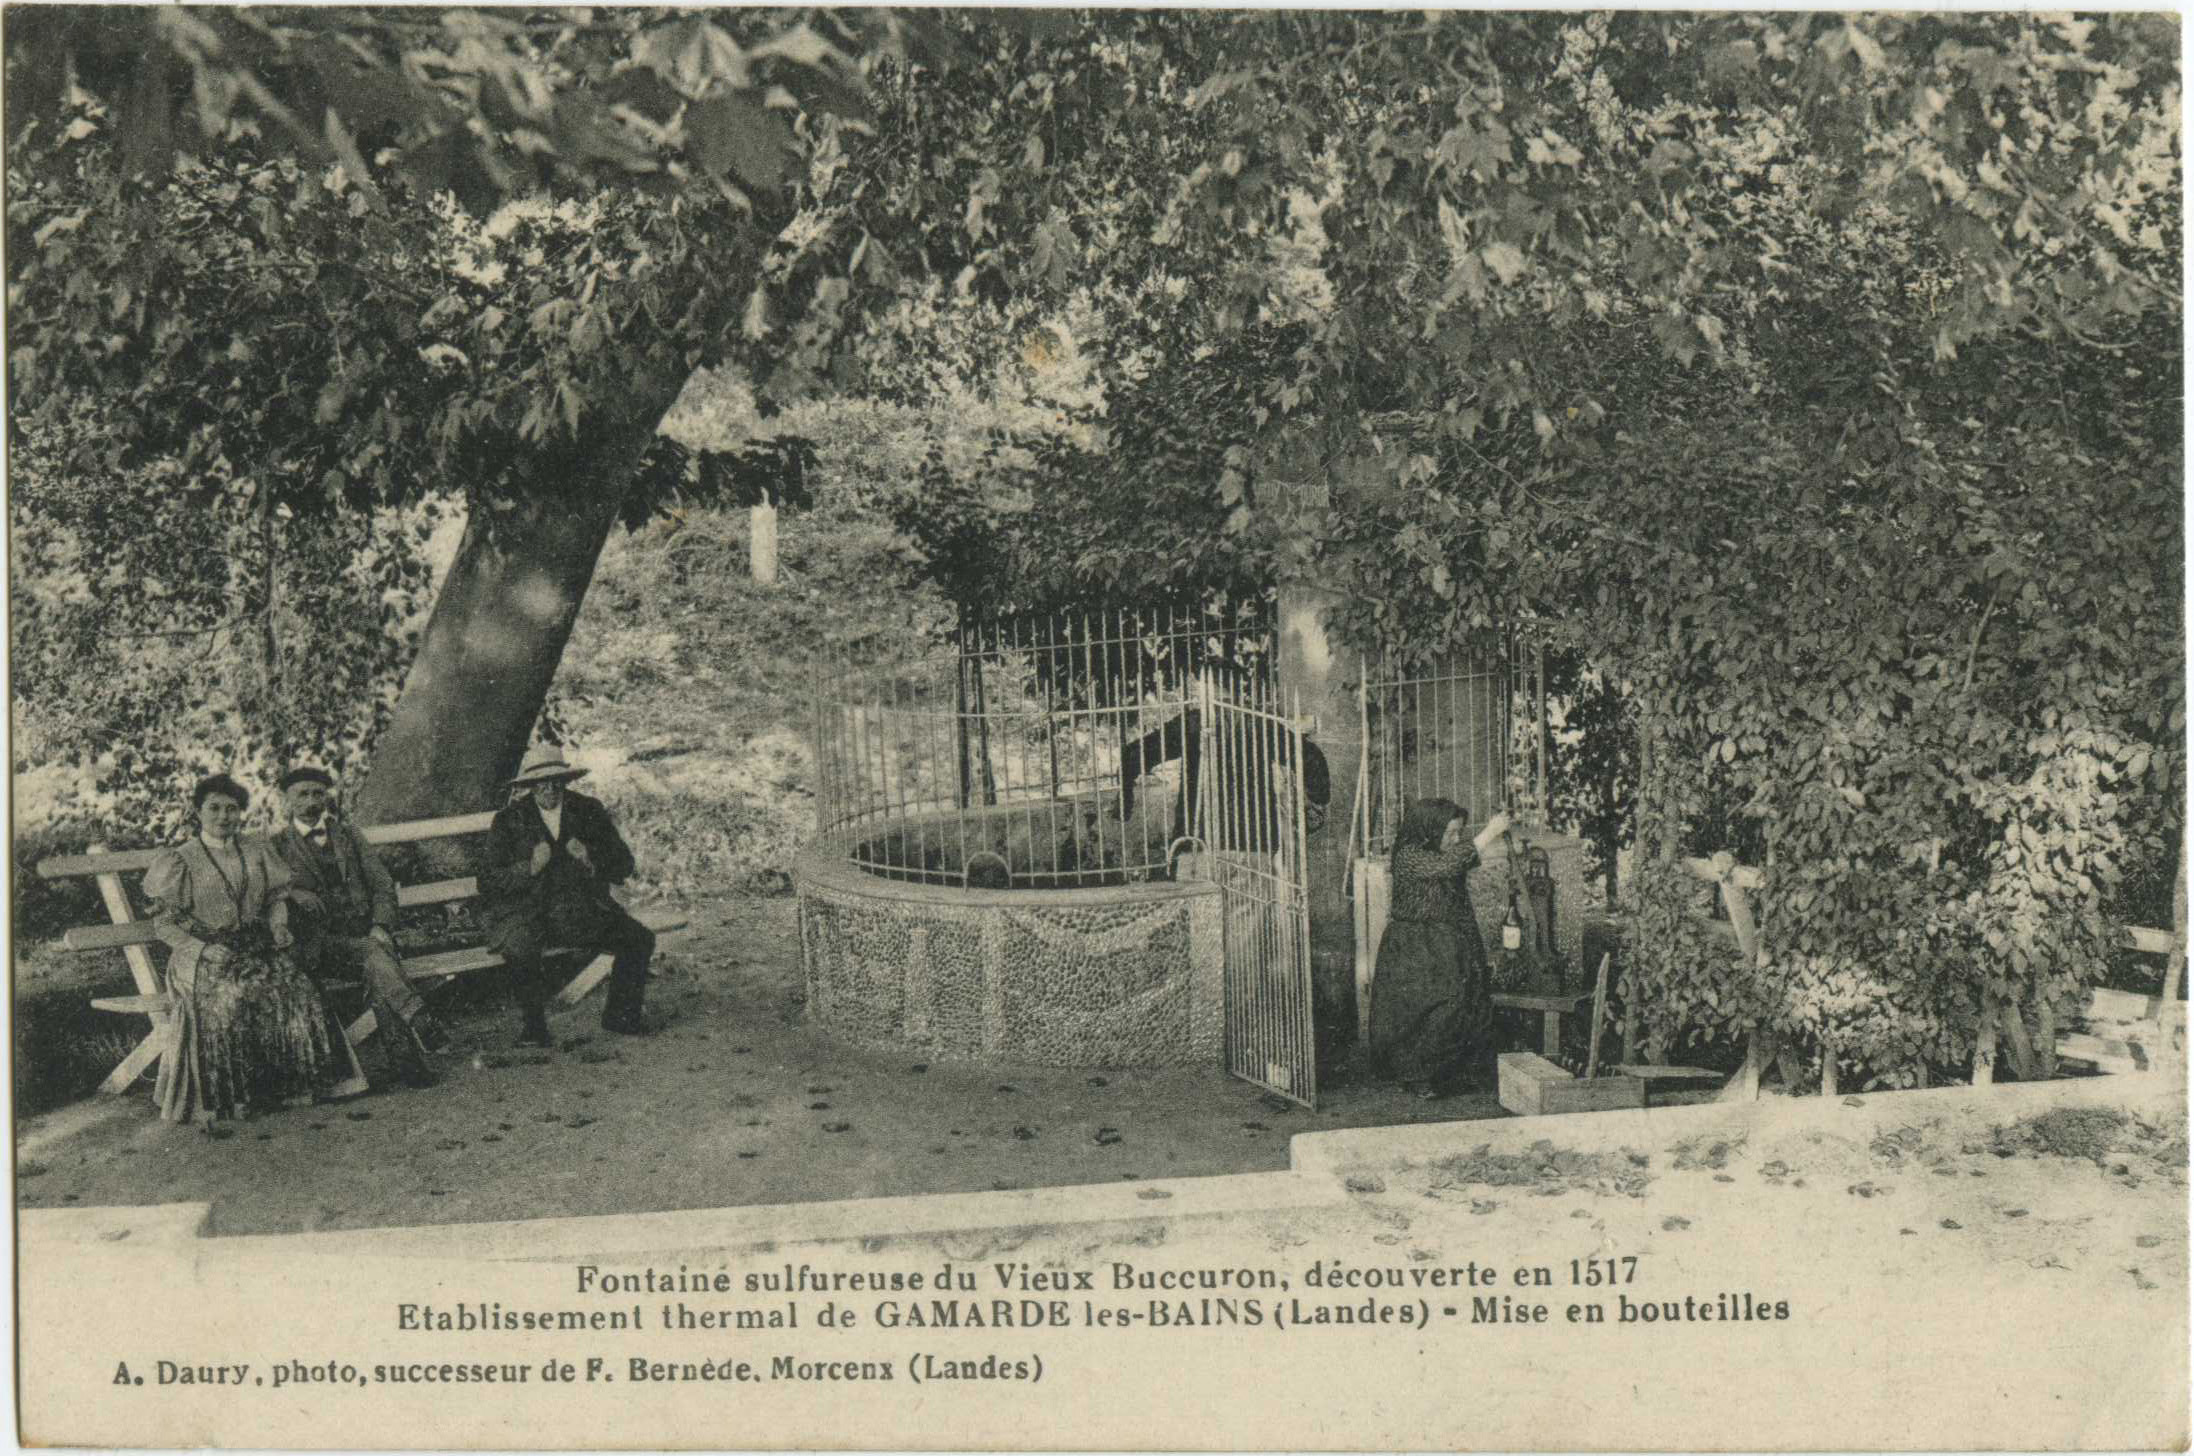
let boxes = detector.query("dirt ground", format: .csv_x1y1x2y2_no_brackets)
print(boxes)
808,1083,2188,1450
27,1065,2183,1450
16,895,1561,1237
17,892,2187,1448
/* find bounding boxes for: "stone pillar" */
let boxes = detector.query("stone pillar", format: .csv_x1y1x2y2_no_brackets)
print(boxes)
1276,583,1364,1049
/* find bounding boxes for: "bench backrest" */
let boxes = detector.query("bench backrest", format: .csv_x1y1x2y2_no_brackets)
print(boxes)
37,812,503,950
36,811,496,881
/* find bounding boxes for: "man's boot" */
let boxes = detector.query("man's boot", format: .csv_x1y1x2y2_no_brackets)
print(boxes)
602,998,651,1036
601,937,653,1034
410,1010,453,1053
382,1004,437,1088
601,974,649,1035
517,1002,553,1048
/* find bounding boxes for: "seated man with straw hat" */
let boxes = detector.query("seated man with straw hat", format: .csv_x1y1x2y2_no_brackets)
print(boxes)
482,746,657,1046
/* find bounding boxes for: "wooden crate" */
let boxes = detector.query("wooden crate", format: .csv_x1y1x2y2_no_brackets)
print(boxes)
1497,1052,1646,1117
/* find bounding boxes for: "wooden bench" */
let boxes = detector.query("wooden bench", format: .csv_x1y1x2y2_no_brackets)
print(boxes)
1674,852,2187,1093
38,811,688,1096
2051,984,2183,1075
1986,924,2186,1083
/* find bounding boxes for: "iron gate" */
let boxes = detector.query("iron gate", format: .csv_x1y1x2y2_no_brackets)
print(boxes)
1199,678,1316,1107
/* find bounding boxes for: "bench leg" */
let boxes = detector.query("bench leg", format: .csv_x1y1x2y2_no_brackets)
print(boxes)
346,1006,379,1046
1973,991,2000,1086
1354,956,1374,1051
555,951,619,1007
1719,1030,1772,1103
91,847,174,1096
329,1028,371,1099
1998,999,2037,1080
99,1025,169,1095
1541,1010,1561,1058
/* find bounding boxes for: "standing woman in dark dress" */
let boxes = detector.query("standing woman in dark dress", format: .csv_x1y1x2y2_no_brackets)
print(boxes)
141,774,355,1122
1369,798,1508,1094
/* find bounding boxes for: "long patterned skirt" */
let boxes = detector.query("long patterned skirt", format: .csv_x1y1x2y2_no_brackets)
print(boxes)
155,942,341,1123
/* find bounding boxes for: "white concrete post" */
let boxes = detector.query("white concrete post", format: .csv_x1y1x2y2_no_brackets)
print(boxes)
749,502,778,586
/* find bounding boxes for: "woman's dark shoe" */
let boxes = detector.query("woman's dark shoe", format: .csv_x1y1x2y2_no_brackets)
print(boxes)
601,1011,655,1037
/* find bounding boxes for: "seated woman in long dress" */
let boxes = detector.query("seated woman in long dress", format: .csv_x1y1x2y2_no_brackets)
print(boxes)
1369,798,1508,1096
142,774,356,1123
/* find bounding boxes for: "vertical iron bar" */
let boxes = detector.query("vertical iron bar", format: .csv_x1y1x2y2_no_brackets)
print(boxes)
1534,637,1547,823
1045,616,1062,808
1294,687,1313,1104
1080,609,1097,880
1440,670,1452,809
811,658,829,841
1202,671,1223,1065
934,650,956,877
1116,605,1131,879
1008,614,1025,876
887,662,905,873
870,664,890,858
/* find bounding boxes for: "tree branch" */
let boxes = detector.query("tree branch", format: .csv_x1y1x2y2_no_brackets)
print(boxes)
1959,582,2000,697
108,619,242,641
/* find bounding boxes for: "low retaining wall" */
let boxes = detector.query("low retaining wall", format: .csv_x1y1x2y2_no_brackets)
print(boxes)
794,837,1224,1066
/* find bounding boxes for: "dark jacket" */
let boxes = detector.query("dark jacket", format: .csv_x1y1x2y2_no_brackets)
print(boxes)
1119,709,1330,849
481,789,637,927
274,818,398,937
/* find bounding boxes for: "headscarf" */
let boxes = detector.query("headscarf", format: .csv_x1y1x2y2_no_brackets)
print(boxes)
1391,797,1466,874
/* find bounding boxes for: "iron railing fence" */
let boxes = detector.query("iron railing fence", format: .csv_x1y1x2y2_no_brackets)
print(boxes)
1357,633,1546,859
813,599,1278,888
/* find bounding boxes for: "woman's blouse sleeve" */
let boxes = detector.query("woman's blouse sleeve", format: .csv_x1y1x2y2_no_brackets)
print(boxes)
259,839,293,895
142,849,205,953
253,838,296,924
1394,842,1479,881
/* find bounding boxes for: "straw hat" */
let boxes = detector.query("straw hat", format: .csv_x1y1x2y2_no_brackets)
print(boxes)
509,746,587,786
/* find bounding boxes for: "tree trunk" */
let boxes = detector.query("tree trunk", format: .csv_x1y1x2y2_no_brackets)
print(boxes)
355,424,655,831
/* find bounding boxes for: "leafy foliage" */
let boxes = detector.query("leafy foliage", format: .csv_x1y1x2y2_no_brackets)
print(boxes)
5,26,862,823
852,11,2184,1081
10,406,444,841
3,7,940,216
1541,658,1638,901
891,325,1305,618
8,11,2180,1086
